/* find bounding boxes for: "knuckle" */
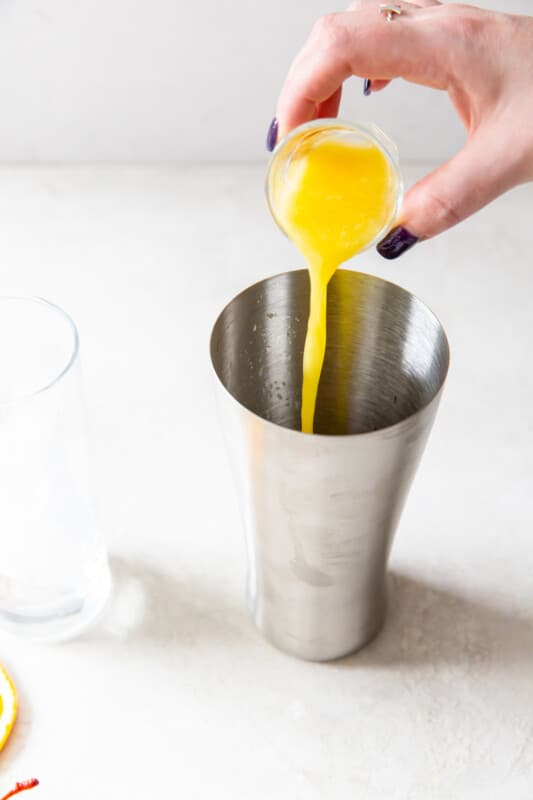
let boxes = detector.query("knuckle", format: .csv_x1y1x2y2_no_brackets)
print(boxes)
311,13,349,51
438,4,487,40
424,191,462,230
313,12,340,33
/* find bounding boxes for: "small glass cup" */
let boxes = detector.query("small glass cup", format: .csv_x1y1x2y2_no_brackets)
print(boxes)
0,297,111,641
266,118,403,251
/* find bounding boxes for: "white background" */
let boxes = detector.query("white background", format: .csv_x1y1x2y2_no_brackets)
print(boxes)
0,0,529,163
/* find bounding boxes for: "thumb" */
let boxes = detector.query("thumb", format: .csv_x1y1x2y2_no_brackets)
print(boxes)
377,126,525,259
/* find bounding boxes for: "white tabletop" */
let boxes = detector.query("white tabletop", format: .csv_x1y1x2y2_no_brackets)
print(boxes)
1,164,532,799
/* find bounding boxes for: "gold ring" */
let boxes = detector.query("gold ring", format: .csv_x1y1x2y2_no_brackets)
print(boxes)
379,3,403,21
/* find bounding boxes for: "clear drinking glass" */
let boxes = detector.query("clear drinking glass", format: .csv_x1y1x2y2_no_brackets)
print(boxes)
0,297,111,641
266,119,403,250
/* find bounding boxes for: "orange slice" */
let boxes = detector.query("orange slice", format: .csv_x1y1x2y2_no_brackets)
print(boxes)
0,664,17,751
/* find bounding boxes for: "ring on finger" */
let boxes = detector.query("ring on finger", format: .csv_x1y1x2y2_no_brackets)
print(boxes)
379,3,403,21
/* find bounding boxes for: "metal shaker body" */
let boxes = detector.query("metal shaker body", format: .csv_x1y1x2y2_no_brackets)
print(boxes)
210,270,449,661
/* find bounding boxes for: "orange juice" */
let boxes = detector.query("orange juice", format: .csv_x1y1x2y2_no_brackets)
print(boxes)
268,123,401,432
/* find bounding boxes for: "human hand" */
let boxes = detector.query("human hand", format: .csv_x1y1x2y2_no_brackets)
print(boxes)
267,2,533,258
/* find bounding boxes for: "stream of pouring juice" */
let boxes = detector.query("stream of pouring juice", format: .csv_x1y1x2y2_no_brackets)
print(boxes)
276,136,397,433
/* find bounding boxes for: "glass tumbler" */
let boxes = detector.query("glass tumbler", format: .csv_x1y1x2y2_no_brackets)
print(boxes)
0,297,111,641
266,119,403,250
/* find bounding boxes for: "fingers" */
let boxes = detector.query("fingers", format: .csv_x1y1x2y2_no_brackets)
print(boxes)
276,17,353,137
364,0,441,95
357,0,441,96
316,86,343,120
366,78,390,92
377,125,525,257
276,3,453,137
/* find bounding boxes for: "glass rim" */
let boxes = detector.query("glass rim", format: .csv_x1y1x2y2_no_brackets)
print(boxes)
268,117,401,166
265,117,404,254
210,268,450,439
0,295,80,408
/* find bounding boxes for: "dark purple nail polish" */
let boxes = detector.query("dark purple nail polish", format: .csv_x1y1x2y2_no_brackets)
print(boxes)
266,117,278,152
363,79,372,97
377,227,419,260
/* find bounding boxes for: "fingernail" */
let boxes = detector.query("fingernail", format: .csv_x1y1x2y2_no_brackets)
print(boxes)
266,117,278,152
377,227,419,260
363,79,372,97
